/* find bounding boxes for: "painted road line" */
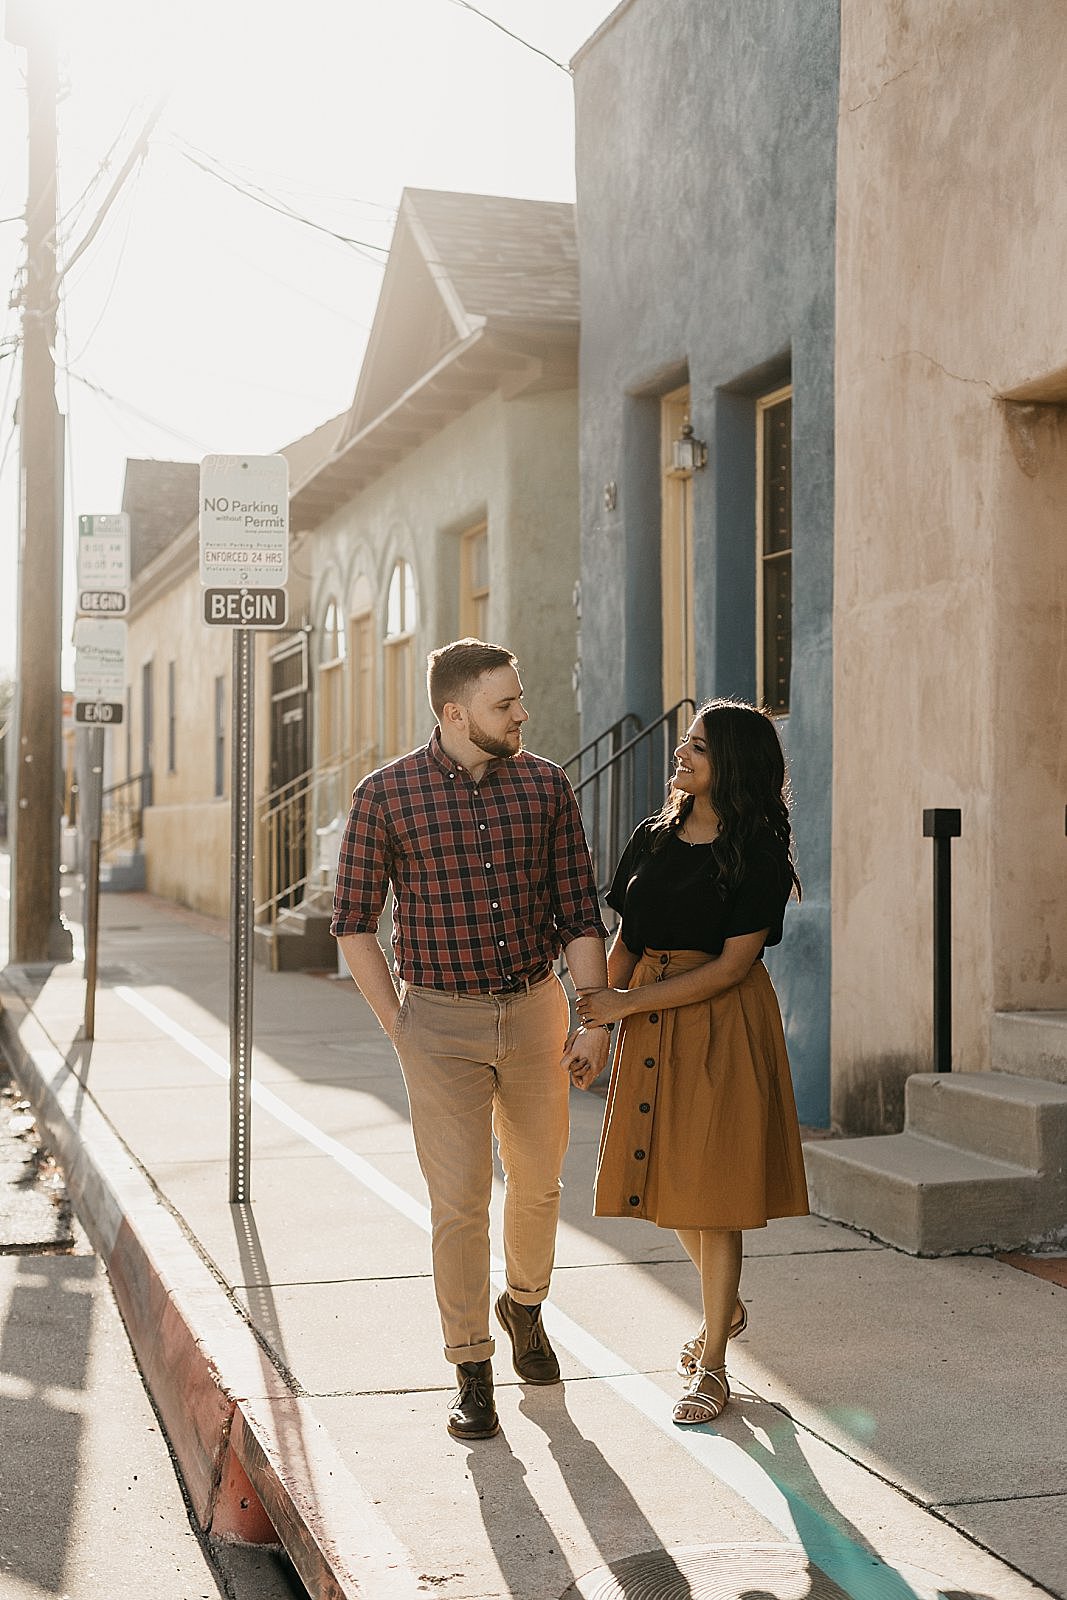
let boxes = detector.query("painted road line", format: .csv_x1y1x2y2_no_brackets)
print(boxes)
114,984,939,1600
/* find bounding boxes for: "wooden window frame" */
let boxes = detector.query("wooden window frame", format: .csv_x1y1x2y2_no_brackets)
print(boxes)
348,602,377,776
459,521,489,639
756,384,793,716
384,560,417,759
318,599,346,767
661,385,697,711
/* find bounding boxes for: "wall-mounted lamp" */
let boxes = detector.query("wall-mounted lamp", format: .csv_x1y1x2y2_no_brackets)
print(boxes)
670,420,707,476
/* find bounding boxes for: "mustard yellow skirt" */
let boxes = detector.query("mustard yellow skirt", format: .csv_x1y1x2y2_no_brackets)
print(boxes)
593,949,810,1230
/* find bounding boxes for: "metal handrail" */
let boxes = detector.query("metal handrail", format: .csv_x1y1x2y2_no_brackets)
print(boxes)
562,713,642,778
256,745,377,925
572,700,696,901
100,769,149,862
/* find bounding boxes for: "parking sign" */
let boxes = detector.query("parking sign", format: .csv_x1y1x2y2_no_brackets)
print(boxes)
199,454,289,589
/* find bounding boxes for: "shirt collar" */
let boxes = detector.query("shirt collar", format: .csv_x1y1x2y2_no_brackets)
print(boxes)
428,726,508,783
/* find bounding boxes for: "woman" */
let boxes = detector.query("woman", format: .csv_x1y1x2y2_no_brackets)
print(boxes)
574,699,809,1425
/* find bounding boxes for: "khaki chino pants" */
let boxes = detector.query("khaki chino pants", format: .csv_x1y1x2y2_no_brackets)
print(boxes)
392,973,571,1364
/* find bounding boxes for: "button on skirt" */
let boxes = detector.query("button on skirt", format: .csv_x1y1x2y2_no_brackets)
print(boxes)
593,949,810,1230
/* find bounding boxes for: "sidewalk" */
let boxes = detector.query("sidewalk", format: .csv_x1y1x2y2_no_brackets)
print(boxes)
1,881,1064,1600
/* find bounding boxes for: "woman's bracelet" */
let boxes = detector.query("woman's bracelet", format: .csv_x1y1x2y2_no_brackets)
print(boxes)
580,1020,615,1033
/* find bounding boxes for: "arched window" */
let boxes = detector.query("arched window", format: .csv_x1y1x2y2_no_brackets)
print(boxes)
384,559,417,757
349,575,377,777
318,598,346,765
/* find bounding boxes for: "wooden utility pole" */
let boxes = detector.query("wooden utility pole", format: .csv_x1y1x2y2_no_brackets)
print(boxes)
6,0,71,963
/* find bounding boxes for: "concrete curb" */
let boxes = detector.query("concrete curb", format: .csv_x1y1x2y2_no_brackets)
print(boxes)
0,976,421,1600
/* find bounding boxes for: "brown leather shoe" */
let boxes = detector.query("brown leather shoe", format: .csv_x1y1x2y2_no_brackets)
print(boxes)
447,1360,499,1439
494,1293,561,1384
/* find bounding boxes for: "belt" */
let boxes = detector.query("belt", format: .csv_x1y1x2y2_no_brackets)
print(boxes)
488,962,552,996
406,962,554,1000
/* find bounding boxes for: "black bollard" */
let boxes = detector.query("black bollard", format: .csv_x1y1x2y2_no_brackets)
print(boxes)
922,808,961,1073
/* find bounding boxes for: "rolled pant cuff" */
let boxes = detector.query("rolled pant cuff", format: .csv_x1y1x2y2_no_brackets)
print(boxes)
505,1282,550,1307
445,1336,495,1365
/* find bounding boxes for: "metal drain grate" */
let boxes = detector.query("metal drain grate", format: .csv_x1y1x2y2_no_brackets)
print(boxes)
558,1544,972,1600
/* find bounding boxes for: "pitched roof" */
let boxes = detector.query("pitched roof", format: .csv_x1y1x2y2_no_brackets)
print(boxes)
291,188,578,529
121,460,200,579
401,187,578,328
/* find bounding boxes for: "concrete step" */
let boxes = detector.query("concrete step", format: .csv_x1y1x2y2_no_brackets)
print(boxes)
992,1011,1067,1085
253,905,335,973
99,850,146,893
905,1071,1067,1173
804,1132,1042,1256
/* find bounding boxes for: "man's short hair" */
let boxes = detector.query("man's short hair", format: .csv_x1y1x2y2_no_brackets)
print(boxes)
427,638,516,718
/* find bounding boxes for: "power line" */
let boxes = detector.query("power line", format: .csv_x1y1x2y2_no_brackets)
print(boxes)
58,97,166,284
62,366,213,453
179,147,397,217
173,141,390,266
54,104,141,246
444,0,571,74
0,346,21,482
61,165,143,364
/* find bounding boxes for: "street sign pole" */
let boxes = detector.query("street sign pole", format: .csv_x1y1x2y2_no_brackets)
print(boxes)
199,453,289,1206
229,628,255,1204
82,726,104,1040
74,511,129,1036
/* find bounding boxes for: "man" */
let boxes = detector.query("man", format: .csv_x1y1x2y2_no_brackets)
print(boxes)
331,639,609,1440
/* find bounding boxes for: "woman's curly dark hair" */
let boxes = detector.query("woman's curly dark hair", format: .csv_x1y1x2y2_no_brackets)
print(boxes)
649,698,801,900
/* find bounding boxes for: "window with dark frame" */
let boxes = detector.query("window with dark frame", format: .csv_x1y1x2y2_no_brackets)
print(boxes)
214,675,225,798
758,389,792,716
167,660,176,773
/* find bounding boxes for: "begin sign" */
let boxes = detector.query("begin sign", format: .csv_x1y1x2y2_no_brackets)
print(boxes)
203,587,288,628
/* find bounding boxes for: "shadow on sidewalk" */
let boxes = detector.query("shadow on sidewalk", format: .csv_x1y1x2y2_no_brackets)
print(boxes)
0,1253,94,1594
455,1383,693,1600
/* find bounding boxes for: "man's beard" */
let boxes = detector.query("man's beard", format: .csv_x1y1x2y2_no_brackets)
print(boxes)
467,713,523,761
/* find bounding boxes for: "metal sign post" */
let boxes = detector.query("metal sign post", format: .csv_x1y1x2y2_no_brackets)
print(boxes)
75,514,130,1036
229,629,255,1203
82,726,104,1040
199,453,289,1205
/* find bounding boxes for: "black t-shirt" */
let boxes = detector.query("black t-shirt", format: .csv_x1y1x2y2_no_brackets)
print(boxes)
606,818,792,958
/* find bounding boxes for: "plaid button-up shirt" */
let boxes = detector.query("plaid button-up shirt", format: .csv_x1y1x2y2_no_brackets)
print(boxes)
330,731,606,992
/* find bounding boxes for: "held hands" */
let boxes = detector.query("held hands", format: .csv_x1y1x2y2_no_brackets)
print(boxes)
560,1022,610,1091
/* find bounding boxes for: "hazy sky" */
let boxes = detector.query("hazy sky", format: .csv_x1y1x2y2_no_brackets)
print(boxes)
0,0,617,678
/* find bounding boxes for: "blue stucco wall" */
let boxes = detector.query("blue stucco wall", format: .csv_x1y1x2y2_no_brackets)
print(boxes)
574,0,838,1125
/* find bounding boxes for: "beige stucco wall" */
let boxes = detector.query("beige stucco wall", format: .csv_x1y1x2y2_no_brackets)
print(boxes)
310,386,580,772
832,2,1067,1130
124,532,309,916
143,801,232,918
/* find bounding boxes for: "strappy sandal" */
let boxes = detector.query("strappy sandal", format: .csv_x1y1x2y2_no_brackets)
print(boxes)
672,1363,730,1426
676,1299,748,1379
